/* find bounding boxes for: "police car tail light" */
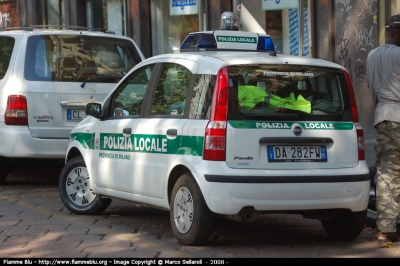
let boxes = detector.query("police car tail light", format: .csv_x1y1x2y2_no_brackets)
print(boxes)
344,71,365,161
5,95,28,126
204,67,229,161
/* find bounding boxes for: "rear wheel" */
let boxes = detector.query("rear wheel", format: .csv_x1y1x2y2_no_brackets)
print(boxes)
321,209,367,240
170,173,215,246
59,156,111,215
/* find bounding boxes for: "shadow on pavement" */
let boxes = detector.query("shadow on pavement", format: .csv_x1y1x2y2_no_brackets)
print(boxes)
6,159,64,186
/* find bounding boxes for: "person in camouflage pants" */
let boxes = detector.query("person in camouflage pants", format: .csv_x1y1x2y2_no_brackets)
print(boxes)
375,122,400,239
367,14,400,245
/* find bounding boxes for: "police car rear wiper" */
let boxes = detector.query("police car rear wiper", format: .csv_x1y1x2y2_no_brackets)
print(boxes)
81,77,118,88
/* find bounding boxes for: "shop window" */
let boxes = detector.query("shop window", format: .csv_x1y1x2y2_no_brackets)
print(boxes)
151,0,203,55
102,0,125,35
265,10,283,53
87,0,126,36
41,0,65,25
257,0,311,56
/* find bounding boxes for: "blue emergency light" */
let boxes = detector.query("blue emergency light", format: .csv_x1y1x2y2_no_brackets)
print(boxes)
180,33,217,49
257,36,275,51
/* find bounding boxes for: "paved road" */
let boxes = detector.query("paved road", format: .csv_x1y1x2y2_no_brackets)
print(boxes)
1,158,400,259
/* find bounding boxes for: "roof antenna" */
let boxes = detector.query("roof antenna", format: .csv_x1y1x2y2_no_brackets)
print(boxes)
269,46,278,56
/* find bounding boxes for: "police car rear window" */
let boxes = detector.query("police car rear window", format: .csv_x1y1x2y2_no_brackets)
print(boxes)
227,65,351,122
24,35,142,83
0,36,15,79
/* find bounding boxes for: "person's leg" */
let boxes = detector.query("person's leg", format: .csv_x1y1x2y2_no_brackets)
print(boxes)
375,122,400,241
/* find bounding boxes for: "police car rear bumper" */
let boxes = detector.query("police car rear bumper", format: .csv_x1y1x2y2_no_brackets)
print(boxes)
192,161,370,215
0,123,69,158
204,173,370,183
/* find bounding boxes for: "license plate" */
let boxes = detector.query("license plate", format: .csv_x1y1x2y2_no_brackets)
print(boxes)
67,109,86,121
267,145,327,162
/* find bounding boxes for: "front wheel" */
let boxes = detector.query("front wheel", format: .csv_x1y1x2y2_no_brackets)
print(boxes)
59,156,111,215
321,209,367,240
170,173,215,246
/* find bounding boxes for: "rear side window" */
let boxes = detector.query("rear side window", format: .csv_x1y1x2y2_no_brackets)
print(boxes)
227,65,351,122
0,36,15,79
24,35,142,82
189,74,216,119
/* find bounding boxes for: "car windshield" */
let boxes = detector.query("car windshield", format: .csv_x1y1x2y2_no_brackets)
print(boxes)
24,34,142,82
227,65,351,122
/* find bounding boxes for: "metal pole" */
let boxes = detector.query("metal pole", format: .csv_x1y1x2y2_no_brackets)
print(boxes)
232,0,242,30
198,0,204,31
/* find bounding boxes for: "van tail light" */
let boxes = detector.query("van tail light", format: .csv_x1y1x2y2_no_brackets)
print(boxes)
204,67,229,161
5,95,28,126
344,71,365,161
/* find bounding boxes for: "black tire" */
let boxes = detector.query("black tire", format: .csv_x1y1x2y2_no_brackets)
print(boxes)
321,209,367,240
59,156,111,215
0,165,7,185
170,173,215,246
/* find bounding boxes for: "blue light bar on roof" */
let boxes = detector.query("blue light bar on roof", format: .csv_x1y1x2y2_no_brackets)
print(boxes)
180,32,275,52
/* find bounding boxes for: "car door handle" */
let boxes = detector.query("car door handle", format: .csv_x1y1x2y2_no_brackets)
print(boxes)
123,128,132,135
167,129,177,136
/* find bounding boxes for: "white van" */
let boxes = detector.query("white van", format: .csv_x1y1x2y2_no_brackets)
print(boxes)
0,26,145,183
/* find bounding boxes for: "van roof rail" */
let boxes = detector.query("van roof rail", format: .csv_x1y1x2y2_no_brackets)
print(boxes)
0,25,115,34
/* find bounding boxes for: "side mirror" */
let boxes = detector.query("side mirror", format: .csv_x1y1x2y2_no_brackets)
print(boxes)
114,107,130,117
86,102,102,119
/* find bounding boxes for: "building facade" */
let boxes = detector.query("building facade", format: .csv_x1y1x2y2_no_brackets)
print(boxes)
6,0,398,132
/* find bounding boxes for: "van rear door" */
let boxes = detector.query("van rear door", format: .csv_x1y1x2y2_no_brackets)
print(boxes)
24,34,144,139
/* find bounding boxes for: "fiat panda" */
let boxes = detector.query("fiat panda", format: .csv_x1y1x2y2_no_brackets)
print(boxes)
59,14,370,246
0,25,145,184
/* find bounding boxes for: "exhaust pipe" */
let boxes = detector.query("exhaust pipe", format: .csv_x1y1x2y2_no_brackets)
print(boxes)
228,207,260,222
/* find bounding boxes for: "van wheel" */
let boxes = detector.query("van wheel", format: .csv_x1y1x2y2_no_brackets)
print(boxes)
321,209,367,240
170,173,215,246
0,166,7,184
59,156,111,215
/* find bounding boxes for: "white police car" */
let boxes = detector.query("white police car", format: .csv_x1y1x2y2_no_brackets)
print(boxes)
59,12,370,246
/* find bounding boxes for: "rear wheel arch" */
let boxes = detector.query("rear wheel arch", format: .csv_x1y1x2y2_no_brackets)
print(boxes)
167,165,190,207
169,172,215,245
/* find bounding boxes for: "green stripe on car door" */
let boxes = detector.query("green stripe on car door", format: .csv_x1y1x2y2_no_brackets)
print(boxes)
72,133,204,156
